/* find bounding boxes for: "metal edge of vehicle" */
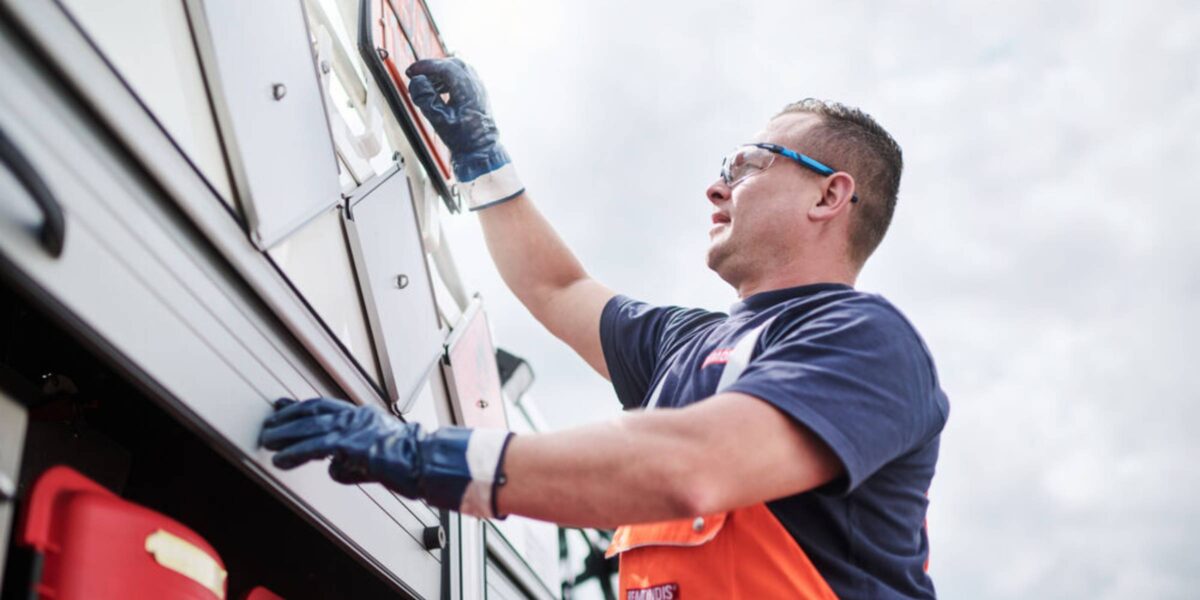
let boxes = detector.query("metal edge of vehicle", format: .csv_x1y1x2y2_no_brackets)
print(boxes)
484,522,557,600
0,8,445,599
343,164,445,414
0,0,390,413
0,249,425,599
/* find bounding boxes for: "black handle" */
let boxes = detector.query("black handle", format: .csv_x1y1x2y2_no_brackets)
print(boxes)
0,127,65,258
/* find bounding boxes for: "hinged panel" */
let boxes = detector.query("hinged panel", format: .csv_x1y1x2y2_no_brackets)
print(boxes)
186,0,342,248
343,166,442,412
442,299,509,430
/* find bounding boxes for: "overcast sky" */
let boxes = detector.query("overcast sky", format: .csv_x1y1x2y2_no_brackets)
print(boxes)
427,1,1200,597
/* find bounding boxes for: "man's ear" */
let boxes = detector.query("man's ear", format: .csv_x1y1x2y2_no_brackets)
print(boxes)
809,172,857,222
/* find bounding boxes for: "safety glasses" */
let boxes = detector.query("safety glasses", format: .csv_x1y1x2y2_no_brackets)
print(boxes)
719,143,858,203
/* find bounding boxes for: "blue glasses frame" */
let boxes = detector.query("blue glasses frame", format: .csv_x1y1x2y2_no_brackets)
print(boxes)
724,142,859,203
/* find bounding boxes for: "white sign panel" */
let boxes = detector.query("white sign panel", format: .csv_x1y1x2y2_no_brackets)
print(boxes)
187,0,342,248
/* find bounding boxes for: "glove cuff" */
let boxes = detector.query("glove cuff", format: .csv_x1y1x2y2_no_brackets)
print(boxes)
458,429,515,520
453,147,525,210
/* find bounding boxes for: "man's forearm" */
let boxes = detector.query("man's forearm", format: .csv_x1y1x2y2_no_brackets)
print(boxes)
476,193,588,313
475,193,614,378
495,409,709,529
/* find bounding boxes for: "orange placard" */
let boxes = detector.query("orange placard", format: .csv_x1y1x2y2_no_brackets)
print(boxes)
374,0,453,181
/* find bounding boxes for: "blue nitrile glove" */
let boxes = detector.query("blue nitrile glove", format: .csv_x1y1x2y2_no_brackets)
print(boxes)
259,398,514,519
406,58,525,210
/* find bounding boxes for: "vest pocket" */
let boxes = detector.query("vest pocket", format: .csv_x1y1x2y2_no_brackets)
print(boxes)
605,512,729,558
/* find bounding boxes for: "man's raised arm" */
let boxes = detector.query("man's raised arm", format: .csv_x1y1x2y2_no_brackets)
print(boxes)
476,195,614,378
406,59,614,378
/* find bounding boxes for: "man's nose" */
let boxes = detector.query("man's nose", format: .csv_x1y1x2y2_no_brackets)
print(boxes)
707,178,730,206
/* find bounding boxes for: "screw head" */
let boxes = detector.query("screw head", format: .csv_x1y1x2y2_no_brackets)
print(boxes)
272,83,287,100
396,274,409,289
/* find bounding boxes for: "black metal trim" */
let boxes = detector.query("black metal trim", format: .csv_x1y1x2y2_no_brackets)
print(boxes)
0,127,64,258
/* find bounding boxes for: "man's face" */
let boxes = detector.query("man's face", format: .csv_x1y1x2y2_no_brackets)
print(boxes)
705,113,826,287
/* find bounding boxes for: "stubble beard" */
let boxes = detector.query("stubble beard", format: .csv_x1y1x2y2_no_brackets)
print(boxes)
706,233,744,288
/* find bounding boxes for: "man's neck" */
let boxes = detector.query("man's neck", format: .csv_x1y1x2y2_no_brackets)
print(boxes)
735,266,857,299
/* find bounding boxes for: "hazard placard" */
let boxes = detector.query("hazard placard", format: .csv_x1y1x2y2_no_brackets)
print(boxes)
360,0,459,211
442,299,509,430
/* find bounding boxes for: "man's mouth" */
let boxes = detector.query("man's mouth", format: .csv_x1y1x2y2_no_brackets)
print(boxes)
709,213,731,237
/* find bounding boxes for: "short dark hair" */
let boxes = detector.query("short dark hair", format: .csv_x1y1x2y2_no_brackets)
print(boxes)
777,99,903,265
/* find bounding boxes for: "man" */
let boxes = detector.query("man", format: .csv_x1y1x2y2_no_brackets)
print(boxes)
260,58,949,598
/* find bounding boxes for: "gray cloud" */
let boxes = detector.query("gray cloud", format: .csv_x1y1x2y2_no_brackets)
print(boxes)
431,0,1200,596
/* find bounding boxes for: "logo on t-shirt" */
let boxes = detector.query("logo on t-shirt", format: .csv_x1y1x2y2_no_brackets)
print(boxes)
701,348,733,369
627,582,679,600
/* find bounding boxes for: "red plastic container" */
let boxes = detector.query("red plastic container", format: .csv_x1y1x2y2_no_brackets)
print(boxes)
20,466,227,599
243,586,285,600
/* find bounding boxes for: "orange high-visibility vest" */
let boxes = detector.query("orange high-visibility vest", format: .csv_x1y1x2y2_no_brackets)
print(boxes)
606,503,838,599
605,317,839,598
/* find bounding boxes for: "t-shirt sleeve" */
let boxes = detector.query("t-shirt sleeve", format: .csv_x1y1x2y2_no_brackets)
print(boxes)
600,295,724,409
724,300,948,494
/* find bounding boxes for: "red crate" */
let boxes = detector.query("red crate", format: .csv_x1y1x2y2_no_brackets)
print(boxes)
20,466,227,599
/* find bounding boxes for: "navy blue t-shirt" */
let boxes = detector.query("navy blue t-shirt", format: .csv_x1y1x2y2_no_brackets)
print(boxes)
599,283,949,599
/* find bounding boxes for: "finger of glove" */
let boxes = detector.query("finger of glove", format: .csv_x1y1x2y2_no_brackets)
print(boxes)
406,57,463,81
407,75,455,130
409,58,481,108
263,397,351,428
460,62,491,109
272,398,298,411
271,432,345,470
327,454,373,484
260,413,340,451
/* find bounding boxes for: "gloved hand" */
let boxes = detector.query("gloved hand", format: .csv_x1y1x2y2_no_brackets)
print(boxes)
406,58,525,210
259,398,514,519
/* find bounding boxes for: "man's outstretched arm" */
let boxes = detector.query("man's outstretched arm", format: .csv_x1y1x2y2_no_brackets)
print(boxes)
406,58,614,379
260,393,843,529
497,392,843,528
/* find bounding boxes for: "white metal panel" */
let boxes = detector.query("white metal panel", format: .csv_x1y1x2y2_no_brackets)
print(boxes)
267,207,383,387
486,562,528,600
344,167,442,412
462,517,487,600
185,0,342,248
313,23,375,184
405,379,444,431
58,0,236,208
485,523,557,600
3,0,383,410
0,35,440,598
443,300,509,429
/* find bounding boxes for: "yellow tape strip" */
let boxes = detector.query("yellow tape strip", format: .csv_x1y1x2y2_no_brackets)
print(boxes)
144,529,227,599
